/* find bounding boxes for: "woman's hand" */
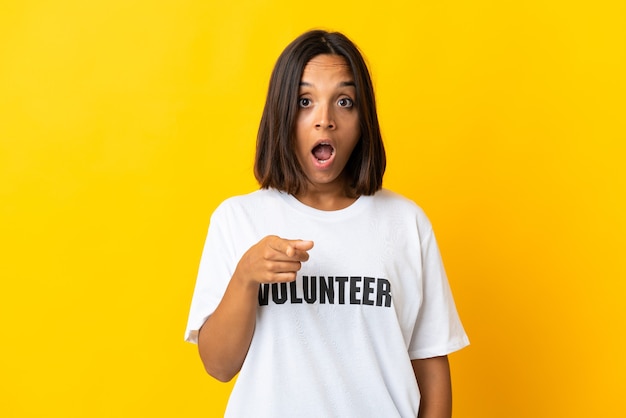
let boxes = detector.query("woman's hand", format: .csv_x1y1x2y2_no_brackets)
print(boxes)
234,235,314,285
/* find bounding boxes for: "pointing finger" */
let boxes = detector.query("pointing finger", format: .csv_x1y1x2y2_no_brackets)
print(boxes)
268,237,313,258
291,240,314,251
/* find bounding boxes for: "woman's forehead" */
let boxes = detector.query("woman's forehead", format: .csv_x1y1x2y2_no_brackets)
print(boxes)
301,54,354,80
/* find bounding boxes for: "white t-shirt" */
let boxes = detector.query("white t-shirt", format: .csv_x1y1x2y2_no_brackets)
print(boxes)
185,189,469,417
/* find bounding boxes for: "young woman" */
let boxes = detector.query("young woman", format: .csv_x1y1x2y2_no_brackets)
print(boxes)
185,30,469,418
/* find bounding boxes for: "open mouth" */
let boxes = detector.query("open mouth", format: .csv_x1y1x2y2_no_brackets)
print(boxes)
312,143,335,163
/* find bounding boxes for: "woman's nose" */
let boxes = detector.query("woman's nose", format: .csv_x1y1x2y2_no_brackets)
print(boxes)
314,104,335,129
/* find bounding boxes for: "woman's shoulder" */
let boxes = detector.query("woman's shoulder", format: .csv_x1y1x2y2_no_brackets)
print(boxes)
372,189,432,225
374,188,423,211
213,188,282,214
220,188,277,204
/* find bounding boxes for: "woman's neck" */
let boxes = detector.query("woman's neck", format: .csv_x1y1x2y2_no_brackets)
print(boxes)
294,187,358,211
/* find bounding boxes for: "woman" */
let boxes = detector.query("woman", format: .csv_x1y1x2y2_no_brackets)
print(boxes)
185,30,469,418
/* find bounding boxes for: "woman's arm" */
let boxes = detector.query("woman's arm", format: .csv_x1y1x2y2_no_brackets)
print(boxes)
412,355,452,418
197,236,313,382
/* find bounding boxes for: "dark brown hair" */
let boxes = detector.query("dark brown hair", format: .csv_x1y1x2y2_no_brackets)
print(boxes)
254,30,386,196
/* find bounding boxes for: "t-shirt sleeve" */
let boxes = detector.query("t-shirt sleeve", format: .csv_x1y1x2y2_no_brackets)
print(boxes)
184,204,237,344
408,221,469,359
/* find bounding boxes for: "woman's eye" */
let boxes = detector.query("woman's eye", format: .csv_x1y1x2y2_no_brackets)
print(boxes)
298,98,311,107
338,97,354,108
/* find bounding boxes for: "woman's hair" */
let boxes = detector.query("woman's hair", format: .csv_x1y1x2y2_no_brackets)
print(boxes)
254,30,386,196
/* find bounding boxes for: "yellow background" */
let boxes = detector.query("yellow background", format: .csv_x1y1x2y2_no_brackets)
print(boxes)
1,0,624,417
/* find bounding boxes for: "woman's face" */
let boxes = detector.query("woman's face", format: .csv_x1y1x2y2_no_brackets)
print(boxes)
294,54,361,197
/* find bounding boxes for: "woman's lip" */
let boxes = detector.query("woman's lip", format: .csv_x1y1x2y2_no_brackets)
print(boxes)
311,138,335,150
308,138,336,169
310,147,336,168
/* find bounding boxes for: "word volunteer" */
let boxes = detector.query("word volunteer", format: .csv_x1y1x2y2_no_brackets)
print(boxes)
258,275,393,307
